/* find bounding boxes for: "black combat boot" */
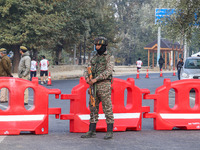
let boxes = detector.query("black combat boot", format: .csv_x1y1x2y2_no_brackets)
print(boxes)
104,123,113,140
81,123,96,138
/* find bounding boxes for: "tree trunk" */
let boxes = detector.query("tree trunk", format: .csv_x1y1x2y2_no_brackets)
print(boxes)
83,35,86,64
11,45,20,73
55,45,63,65
79,43,82,65
32,49,38,60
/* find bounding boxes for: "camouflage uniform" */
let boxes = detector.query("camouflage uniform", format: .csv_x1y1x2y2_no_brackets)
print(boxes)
86,51,114,124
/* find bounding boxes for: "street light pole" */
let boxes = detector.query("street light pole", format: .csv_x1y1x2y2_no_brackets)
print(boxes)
157,26,161,67
184,36,187,62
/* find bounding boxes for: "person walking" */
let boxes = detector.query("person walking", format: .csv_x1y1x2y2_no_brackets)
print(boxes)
177,58,184,80
158,56,165,71
136,58,143,71
18,46,31,105
81,37,114,140
0,48,12,103
39,55,49,84
30,57,38,81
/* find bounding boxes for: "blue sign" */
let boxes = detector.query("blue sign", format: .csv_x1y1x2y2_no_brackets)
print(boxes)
194,13,200,26
155,8,175,24
155,8,199,26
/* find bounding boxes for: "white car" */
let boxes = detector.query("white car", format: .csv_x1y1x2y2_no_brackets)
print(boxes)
180,57,200,79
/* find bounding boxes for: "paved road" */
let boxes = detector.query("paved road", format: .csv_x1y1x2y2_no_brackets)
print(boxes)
0,73,200,150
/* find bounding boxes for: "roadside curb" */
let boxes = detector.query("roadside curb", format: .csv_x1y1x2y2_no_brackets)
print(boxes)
12,66,175,80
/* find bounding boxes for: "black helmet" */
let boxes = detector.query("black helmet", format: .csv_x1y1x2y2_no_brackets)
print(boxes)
94,37,108,46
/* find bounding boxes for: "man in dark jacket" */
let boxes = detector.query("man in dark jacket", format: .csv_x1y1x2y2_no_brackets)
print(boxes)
158,56,165,71
177,58,184,80
0,48,12,103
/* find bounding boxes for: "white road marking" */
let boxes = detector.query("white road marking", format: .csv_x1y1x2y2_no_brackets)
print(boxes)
0,104,8,109
0,136,6,143
189,96,196,101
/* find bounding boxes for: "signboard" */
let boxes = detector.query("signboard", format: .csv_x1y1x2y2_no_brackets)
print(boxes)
155,8,175,24
155,8,199,26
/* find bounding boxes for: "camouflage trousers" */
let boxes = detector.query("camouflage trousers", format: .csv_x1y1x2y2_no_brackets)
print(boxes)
89,81,114,124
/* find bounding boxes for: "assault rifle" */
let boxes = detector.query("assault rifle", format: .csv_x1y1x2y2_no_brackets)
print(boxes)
87,67,95,107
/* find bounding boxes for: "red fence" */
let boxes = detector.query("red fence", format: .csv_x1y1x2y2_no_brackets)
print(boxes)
60,77,150,132
143,79,200,130
0,77,61,135
2,76,200,134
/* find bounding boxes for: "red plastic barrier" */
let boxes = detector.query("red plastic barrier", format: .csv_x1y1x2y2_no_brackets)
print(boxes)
143,79,200,130
0,77,61,135
60,77,150,132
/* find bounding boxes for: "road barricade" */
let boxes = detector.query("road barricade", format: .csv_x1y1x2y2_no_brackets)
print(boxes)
60,77,150,132
143,79,200,130
0,77,61,135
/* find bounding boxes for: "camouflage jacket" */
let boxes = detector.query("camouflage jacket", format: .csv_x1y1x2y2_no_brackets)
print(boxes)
0,55,12,77
85,51,114,82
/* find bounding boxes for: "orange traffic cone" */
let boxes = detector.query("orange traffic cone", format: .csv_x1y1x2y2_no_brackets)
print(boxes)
160,68,163,77
47,72,52,86
136,69,140,79
145,69,149,78
173,67,176,76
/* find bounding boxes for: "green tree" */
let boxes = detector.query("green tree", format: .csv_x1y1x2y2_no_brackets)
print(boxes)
0,0,67,71
111,0,161,65
0,0,118,71
161,0,200,57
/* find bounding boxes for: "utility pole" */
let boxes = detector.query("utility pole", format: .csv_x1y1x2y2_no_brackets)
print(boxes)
157,26,161,67
184,36,187,62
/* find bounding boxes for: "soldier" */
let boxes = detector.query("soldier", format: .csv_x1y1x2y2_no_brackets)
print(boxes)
0,48,12,103
81,37,114,140
18,46,31,105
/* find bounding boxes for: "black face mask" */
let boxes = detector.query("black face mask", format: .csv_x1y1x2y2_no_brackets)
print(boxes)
97,45,106,55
